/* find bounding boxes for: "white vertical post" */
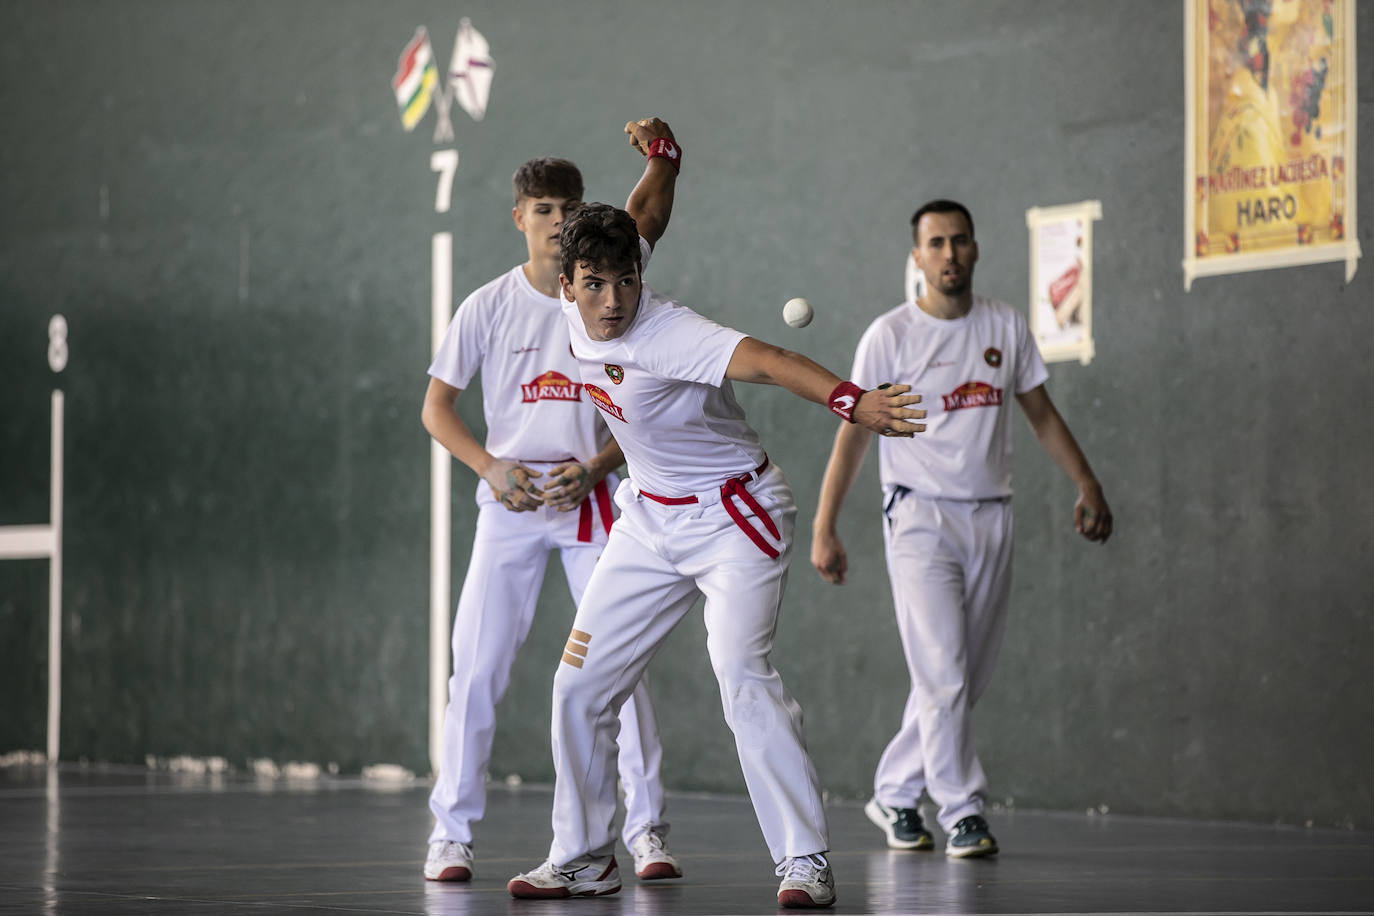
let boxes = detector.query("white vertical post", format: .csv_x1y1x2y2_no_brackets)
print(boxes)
429,232,454,775
47,390,64,766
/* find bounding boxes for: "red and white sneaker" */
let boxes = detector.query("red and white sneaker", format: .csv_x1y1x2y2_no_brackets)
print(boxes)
776,852,836,908
507,855,621,898
423,841,472,882
630,829,682,880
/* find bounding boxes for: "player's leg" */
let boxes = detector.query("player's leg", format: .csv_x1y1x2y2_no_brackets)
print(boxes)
964,499,1014,708
544,513,697,869
428,495,551,856
880,495,989,838
612,680,679,876
924,499,1013,859
868,493,945,843
689,474,829,855
691,471,835,907
509,516,695,897
557,537,676,876
865,642,936,851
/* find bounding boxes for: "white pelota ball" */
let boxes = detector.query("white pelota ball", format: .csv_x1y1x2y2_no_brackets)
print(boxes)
783,297,814,328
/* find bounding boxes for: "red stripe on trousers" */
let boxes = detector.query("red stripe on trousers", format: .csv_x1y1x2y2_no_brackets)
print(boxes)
639,457,779,558
577,479,614,542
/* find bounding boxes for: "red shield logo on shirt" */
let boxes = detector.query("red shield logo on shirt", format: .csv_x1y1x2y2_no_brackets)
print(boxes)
983,347,1002,368
520,370,584,403
942,381,1003,412
584,383,627,422
605,364,625,384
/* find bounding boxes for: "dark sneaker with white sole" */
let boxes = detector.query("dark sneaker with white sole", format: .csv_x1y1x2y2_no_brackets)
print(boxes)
945,814,998,858
864,797,934,850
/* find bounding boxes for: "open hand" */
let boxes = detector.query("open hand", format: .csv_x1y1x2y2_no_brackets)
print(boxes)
855,383,926,438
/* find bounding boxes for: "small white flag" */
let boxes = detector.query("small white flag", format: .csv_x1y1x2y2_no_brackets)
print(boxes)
448,18,495,122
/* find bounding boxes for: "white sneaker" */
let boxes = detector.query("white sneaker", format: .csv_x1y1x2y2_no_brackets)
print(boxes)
507,855,621,898
776,852,836,908
629,828,682,880
423,840,473,882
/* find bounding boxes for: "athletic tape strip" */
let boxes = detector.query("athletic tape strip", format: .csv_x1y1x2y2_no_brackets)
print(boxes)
562,629,592,669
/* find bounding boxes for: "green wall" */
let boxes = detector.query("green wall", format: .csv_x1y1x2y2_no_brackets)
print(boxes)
2,0,1371,828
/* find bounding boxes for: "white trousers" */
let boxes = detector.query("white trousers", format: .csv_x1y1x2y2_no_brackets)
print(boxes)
547,464,829,865
429,468,666,849
874,492,1013,833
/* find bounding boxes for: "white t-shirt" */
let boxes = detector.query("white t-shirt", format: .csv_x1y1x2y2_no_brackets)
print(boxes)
562,241,763,498
428,263,610,463
851,295,1048,501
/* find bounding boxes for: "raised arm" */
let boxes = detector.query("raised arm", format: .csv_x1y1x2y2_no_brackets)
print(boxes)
623,117,679,250
1015,384,1112,542
724,337,925,437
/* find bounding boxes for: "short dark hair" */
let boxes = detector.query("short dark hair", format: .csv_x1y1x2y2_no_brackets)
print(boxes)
560,203,641,282
512,157,584,203
911,199,975,243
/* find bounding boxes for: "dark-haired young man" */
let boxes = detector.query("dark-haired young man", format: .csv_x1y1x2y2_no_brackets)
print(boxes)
506,123,924,909
420,147,681,884
811,200,1113,859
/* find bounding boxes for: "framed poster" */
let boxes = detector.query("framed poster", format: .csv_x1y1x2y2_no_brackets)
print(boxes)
1183,0,1360,289
1027,200,1101,366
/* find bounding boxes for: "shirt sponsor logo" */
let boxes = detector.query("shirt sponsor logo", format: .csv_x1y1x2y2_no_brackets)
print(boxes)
521,370,583,403
584,383,627,422
942,381,1003,412
604,363,625,384
984,347,1003,368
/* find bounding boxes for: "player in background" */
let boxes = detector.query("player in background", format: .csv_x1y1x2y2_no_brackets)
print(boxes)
419,150,681,884
811,200,1112,858
505,120,924,909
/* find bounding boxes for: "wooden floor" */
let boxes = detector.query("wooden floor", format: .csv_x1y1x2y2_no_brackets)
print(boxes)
0,765,1370,915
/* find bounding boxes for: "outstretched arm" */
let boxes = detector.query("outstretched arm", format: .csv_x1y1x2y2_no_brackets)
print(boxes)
1015,384,1112,542
623,117,679,250
724,337,925,437
421,377,544,512
810,421,872,584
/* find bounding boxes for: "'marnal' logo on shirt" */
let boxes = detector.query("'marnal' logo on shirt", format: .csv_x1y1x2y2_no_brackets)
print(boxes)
583,383,627,422
521,370,583,403
942,381,1003,412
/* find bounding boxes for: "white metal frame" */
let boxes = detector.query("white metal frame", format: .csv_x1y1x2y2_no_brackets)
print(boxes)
1027,200,1102,367
0,391,65,765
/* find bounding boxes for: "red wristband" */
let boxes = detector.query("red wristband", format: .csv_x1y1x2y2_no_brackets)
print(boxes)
647,137,682,172
827,381,864,423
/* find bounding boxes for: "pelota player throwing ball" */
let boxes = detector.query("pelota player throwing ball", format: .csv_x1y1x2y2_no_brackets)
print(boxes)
505,118,924,909
420,152,683,883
